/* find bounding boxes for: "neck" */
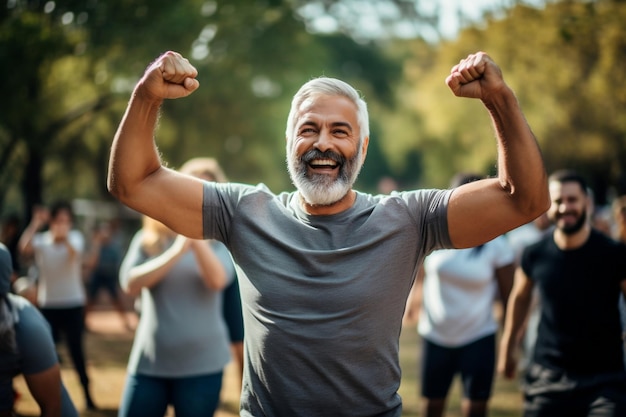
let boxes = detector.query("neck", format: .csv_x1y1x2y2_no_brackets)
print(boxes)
300,190,356,215
553,223,591,250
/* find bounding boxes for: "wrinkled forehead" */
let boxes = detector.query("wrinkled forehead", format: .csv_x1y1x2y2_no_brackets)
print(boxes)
295,94,358,123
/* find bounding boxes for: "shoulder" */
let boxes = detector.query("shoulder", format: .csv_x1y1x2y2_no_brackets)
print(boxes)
520,234,553,266
357,188,452,212
203,182,282,210
31,231,50,248
526,233,552,253
10,294,49,334
205,181,273,198
9,295,56,362
589,229,626,255
9,296,58,374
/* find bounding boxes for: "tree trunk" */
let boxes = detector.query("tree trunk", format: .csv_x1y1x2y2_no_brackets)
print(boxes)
21,148,43,222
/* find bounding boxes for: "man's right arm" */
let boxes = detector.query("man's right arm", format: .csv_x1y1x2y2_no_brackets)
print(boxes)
107,51,205,238
497,266,535,379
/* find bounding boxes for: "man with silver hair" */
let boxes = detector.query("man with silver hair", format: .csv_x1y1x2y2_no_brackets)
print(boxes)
108,51,549,416
286,77,370,207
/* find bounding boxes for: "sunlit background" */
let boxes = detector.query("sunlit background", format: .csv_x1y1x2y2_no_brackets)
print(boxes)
2,0,625,225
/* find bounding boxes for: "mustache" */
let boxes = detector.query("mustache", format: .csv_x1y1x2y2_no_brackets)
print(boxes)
556,211,577,218
301,149,345,165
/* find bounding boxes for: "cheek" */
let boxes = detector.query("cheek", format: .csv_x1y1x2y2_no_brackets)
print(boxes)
292,139,311,156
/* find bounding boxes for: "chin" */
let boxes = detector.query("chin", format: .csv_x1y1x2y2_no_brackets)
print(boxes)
301,191,346,206
299,184,350,206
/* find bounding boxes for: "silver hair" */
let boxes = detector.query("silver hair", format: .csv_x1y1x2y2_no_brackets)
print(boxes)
285,77,369,146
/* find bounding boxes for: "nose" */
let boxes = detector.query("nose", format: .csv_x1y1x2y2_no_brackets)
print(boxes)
314,128,333,152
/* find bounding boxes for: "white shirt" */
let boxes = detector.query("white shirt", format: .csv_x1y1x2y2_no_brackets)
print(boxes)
418,235,514,347
32,230,86,308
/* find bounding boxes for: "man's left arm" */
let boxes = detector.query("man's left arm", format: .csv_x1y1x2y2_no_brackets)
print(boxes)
445,52,549,248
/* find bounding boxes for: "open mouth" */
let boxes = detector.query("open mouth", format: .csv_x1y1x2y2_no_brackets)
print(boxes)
309,158,340,171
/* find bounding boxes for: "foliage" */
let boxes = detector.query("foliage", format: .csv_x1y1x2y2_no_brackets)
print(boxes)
0,0,404,219
0,0,210,215
5,0,626,221
391,0,626,201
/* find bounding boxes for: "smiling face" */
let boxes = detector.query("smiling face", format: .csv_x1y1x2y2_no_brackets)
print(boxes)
287,94,368,206
548,180,588,235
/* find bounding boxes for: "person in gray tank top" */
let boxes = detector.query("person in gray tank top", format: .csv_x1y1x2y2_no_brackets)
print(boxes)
107,50,550,416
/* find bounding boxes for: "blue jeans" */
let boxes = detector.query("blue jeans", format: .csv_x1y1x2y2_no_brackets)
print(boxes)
118,371,223,417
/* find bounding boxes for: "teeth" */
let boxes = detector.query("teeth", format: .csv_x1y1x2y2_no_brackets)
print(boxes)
310,158,337,167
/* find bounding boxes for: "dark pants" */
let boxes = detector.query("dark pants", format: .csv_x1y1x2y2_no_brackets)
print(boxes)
420,334,496,400
523,364,626,417
40,306,90,388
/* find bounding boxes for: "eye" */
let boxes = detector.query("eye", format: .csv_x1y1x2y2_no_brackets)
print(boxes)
298,127,317,136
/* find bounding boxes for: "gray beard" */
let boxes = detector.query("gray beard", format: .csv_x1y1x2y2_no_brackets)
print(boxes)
287,148,362,206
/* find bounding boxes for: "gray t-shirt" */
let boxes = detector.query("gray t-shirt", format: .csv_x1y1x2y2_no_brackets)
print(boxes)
202,183,452,417
120,237,234,377
0,294,77,416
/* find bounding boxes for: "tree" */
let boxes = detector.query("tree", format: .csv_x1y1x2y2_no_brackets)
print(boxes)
0,0,209,217
391,0,626,202
0,0,410,219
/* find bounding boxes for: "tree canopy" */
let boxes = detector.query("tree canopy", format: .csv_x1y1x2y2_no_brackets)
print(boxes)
388,0,626,203
3,0,626,223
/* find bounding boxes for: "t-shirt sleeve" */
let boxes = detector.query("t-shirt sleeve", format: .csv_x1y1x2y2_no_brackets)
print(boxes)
401,188,454,254
31,232,44,251
13,297,58,375
202,182,266,242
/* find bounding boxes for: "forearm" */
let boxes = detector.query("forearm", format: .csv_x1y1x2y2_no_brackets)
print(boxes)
124,236,187,296
24,366,63,417
484,88,549,217
63,239,78,261
18,222,39,256
500,290,532,354
191,241,228,290
495,264,515,326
